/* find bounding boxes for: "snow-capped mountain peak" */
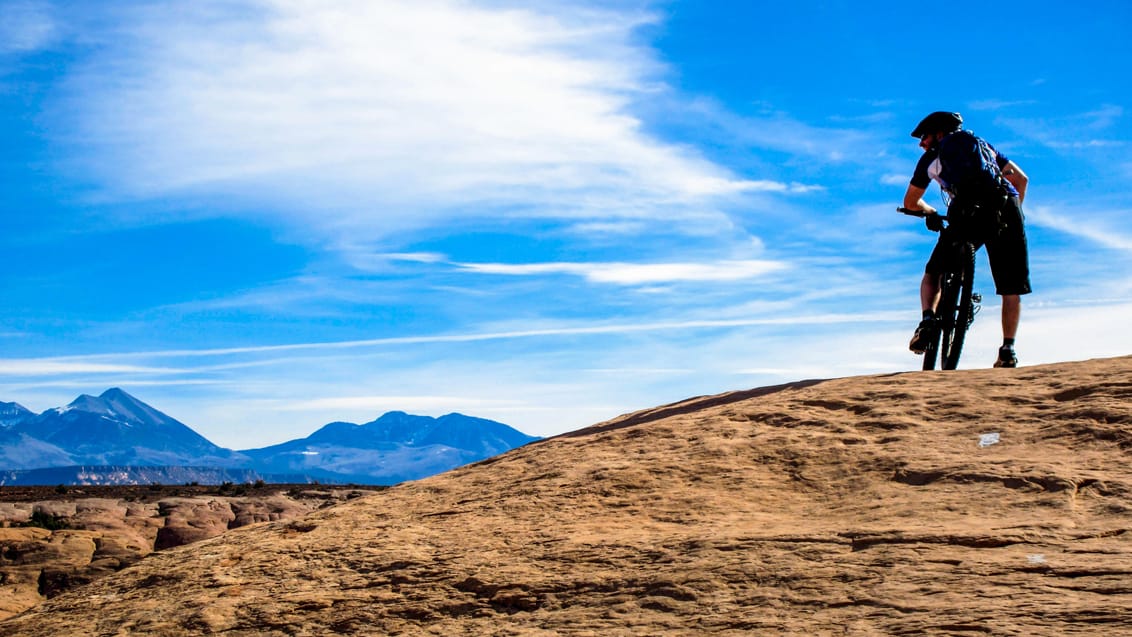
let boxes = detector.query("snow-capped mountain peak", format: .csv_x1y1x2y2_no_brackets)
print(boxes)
63,388,175,428
0,401,34,428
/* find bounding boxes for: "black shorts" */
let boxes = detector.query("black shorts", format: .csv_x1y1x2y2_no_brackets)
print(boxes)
925,196,1032,296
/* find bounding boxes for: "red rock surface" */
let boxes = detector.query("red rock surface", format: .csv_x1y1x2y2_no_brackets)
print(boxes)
0,487,378,619
2,356,1130,635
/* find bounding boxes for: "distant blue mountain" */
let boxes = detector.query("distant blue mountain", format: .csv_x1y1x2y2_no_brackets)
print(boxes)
302,411,538,454
0,401,33,427
10,389,247,469
239,411,541,484
0,391,541,485
0,403,53,468
0,429,74,471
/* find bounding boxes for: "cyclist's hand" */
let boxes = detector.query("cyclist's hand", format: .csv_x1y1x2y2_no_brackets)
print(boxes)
925,214,944,232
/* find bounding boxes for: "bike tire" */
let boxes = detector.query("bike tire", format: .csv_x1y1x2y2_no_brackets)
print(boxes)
934,270,963,371
942,244,977,370
921,333,940,370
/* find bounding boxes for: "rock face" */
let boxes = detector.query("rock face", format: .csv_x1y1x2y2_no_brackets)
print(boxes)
2,356,1131,635
0,487,377,620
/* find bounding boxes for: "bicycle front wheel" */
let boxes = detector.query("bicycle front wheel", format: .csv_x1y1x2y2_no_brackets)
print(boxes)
922,331,940,371
932,271,961,371
940,244,977,370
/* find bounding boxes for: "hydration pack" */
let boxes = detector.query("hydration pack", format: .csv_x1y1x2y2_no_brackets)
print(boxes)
938,130,1010,238
938,130,1009,201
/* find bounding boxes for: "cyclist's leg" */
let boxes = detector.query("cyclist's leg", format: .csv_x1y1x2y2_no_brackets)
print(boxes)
922,230,955,309
985,198,1031,291
1002,294,1021,339
984,196,1030,365
920,272,940,313
911,233,954,354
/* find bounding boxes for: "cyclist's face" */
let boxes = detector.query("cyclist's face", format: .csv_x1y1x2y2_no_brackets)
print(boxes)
919,133,939,152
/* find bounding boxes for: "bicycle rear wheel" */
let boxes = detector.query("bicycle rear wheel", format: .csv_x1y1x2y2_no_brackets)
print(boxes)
940,244,976,370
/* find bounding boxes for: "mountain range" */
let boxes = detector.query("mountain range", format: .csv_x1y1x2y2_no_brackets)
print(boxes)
0,389,539,485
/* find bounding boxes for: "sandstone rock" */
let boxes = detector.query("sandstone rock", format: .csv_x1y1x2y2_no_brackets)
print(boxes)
154,498,236,550
0,504,31,526
0,530,48,619
2,357,1131,635
229,494,313,527
0,488,373,620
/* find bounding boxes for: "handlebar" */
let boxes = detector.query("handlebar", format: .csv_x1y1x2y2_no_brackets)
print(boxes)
897,207,947,220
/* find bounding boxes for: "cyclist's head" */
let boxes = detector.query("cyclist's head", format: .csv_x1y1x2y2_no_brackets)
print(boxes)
911,111,963,149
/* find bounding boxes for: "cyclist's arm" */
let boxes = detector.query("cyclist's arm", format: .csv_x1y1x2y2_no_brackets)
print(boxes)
1001,160,1028,204
902,183,938,215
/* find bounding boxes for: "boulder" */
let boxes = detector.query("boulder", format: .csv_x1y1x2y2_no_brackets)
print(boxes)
0,487,374,620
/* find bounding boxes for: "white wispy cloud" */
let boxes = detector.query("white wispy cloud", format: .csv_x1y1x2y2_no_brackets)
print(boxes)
997,105,1127,155
679,97,882,164
379,252,448,264
1081,104,1124,130
0,0,58,54
34,311,905,363
1045,140,1124,149
53,0,772,248
1028,205,1132,252
452,258,788,284
0,359,180,376
279,395,520,413
967,99,1037,111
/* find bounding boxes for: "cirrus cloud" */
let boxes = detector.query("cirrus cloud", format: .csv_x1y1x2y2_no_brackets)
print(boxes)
53,0,804,250
453,258,787,285
0,1,58,54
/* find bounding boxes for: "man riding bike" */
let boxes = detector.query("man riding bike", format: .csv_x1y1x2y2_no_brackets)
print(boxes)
901,111,1031,368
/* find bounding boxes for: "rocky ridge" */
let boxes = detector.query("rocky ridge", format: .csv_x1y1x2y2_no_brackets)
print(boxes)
1,356,1130,635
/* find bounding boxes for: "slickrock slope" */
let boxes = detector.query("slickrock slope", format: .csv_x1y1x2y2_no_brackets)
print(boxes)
3,356,1131,636
0,487,377,620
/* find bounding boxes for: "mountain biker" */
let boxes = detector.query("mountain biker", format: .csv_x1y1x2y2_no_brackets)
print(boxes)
901,111,1031,368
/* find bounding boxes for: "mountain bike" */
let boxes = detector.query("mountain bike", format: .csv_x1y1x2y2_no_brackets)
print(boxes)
898,208,982,370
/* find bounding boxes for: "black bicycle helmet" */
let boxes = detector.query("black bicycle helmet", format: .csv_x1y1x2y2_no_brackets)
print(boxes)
911,111,963,138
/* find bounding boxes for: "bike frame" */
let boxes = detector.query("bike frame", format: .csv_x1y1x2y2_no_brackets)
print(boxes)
898,208,981,370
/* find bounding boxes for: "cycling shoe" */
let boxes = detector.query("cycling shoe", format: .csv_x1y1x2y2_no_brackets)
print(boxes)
994,346,1018,368
909,318,938,354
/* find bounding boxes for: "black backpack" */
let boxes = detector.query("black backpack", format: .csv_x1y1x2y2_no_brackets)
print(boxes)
938,130,1010,237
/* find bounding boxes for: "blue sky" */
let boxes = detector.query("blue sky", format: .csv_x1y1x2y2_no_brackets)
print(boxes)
2,0,1130,448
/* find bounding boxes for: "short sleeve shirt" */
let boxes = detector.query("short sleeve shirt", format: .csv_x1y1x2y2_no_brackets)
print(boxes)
910,139,1016,196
